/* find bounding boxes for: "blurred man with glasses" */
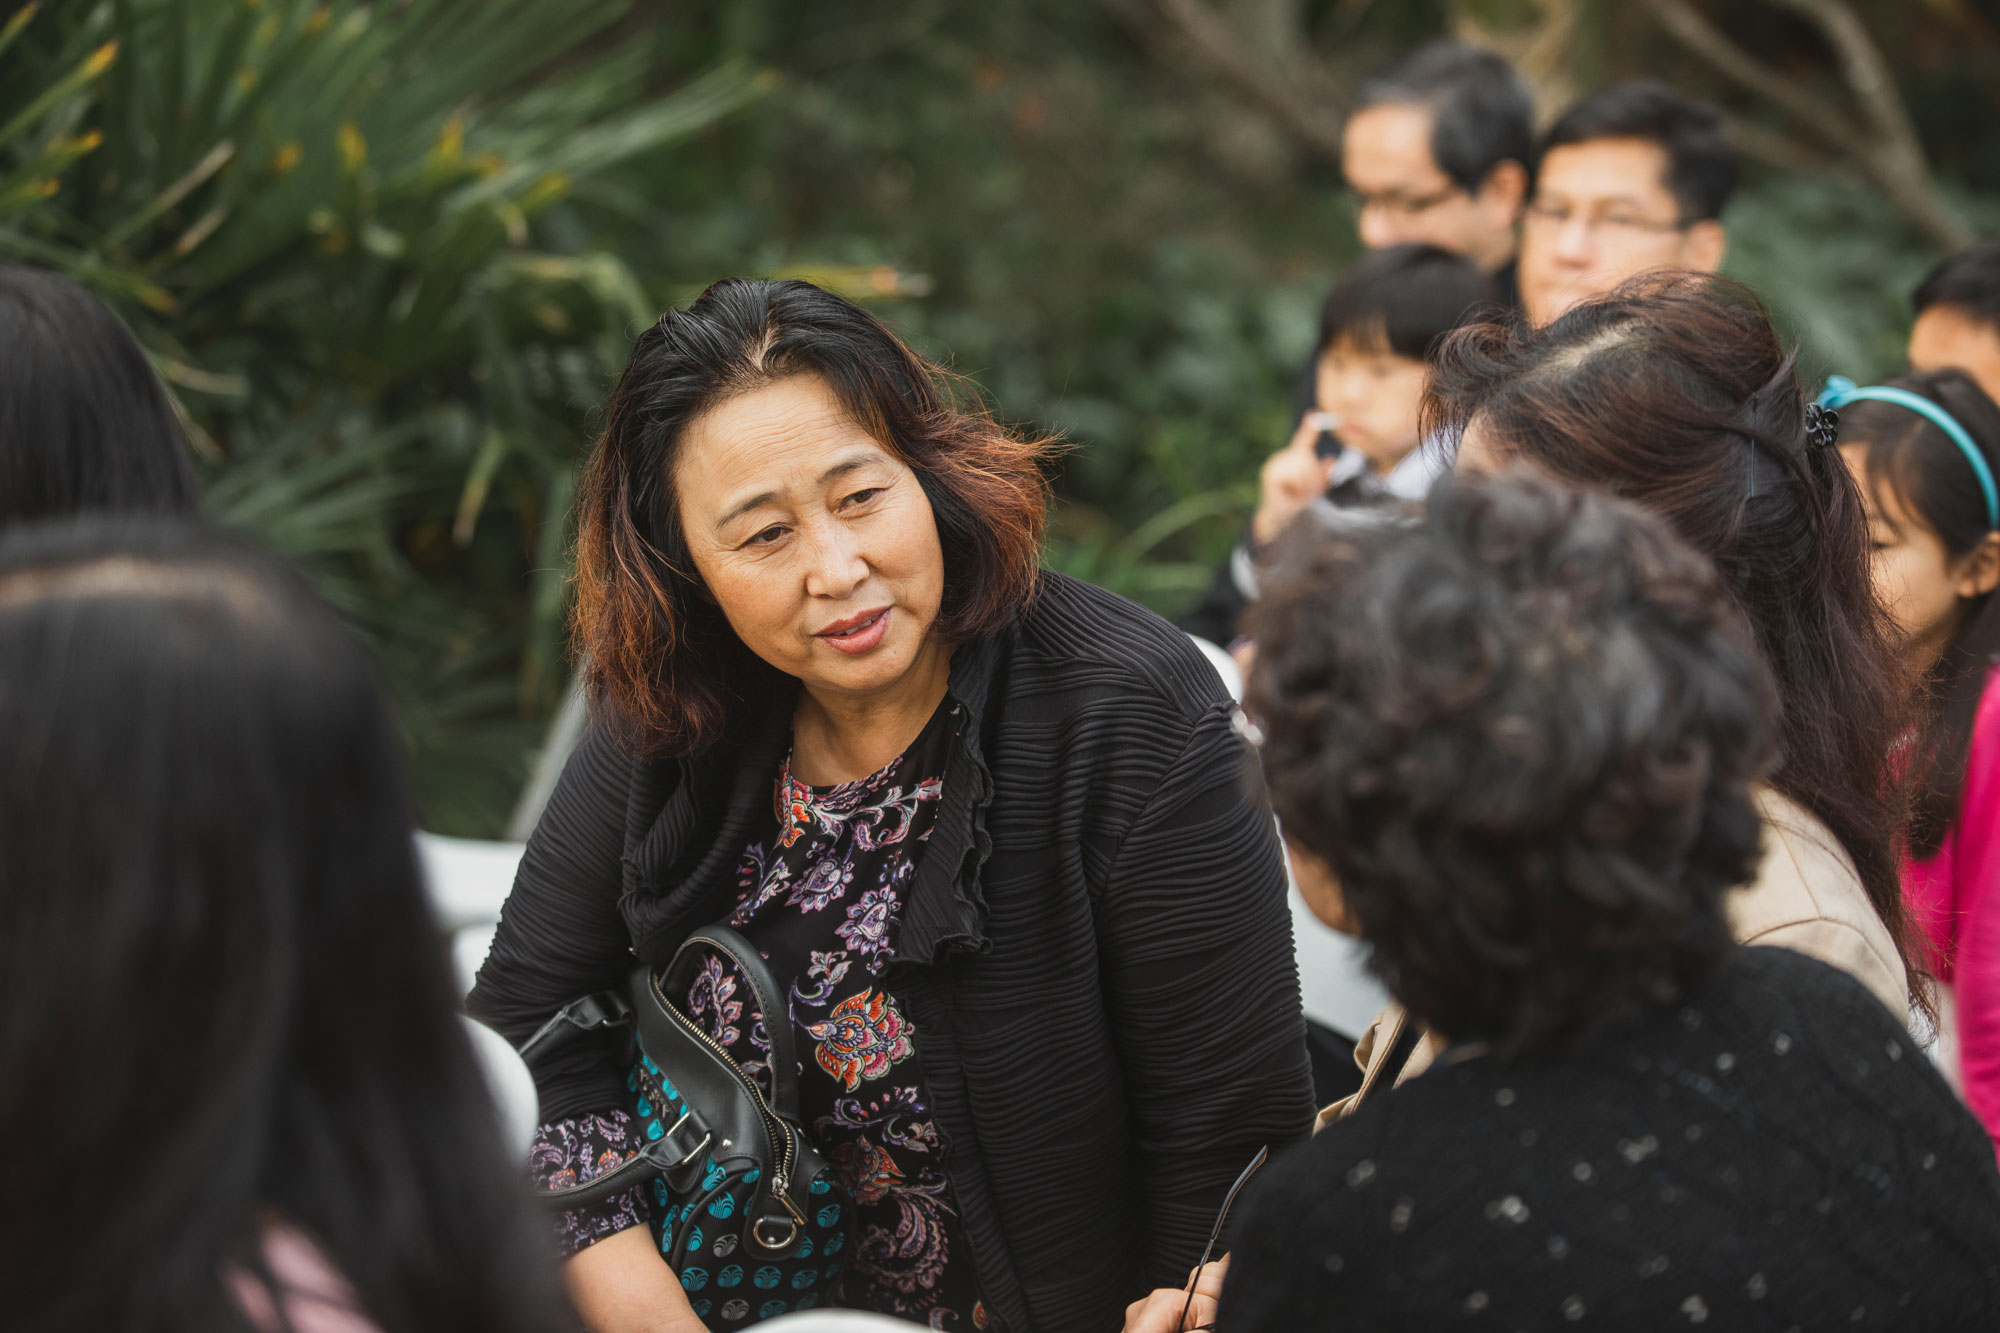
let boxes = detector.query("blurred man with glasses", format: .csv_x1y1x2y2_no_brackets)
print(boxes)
1341,43,1534,299
1181,44,1535,650
1519,81,1738,327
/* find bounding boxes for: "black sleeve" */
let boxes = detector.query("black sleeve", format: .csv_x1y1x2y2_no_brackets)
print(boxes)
1218,1136,1378,1333
1093,705,1317,1286
467,720,642,1124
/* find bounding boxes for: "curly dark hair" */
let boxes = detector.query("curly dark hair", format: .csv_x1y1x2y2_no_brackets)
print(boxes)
573,277,1054,756
1246,469,1774,1058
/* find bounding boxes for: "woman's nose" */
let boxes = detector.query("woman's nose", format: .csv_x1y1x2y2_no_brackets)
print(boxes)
801,523,869,600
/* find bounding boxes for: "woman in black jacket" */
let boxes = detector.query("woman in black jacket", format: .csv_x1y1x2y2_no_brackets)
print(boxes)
1212,471,2000,1332
467,278,1313,1333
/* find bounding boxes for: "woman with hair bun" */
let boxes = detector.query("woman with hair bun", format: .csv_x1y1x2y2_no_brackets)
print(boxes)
469,278,1312,1333
1834,368,2000,1145
1343,271,1920,1113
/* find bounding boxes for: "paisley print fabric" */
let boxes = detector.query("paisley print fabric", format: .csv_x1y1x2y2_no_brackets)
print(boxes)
527,1110,656,1257
689,702,989,1329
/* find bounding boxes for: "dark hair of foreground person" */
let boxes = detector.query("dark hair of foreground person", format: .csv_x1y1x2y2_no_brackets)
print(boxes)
1426,271,1919,1002
0,519,569,1333
1222,471,2000,1331
1250,470,1772,1056
573,276,1053,757
0,264,199,526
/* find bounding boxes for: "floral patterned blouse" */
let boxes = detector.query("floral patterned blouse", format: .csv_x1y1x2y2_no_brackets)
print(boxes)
531,704,989,1330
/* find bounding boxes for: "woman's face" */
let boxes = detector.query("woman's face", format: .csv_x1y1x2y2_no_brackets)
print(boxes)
675,374,946,704
1314,335,1428,475
1841,443,1983,667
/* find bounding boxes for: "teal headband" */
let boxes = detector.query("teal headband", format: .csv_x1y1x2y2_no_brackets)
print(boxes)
1818,374,1999,531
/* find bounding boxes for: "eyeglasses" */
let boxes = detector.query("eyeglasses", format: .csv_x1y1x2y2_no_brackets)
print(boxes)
1523,198,1688,243
1354,181,1464,220
1178,1145,1270,1332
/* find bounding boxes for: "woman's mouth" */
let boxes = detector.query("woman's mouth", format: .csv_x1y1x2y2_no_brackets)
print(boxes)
815,607,891,655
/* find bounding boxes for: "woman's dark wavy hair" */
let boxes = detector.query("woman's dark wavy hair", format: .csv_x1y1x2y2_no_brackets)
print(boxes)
1247,470,1773,1057
0,519,570,1333
574,278,1053,757
1840,368,2000,858
0,264,198,525
1423,271,1922,1007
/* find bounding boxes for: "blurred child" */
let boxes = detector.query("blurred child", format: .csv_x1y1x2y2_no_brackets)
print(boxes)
1179,245,1495,649
1831,368,2000,1146
1250,244,1496,544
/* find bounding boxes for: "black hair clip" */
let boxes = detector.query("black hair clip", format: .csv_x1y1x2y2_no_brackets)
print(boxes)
1805,401,1840,451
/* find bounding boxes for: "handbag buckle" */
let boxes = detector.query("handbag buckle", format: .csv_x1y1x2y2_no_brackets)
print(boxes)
655,1110,711,1167
641,1109,714,1195
750,1215,799,1253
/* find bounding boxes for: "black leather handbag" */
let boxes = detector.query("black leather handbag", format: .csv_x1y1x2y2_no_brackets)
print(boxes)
521,925,856,1326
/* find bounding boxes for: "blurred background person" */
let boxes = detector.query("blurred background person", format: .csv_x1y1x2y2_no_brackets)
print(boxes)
1341,42,1533,293
1187,41,1533,647
1832,369,2000,1148
1178,243,1497,1107
1362,273,1919,1103
1217,469,2000,1331
1910,241,2000,408
0,519,570,1333
469,278,1311,1333
1518,82,1737,327
0,264,198,528
1180,245,1496,648
1123,273,1931,1332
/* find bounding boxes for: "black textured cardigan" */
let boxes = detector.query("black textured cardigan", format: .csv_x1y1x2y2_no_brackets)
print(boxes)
468,572,1316,1333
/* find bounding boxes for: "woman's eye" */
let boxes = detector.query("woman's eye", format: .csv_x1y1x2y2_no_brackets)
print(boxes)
843,487,883,508
748,525,787,546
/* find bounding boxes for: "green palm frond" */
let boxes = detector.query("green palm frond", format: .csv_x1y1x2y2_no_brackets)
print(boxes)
0,0,761,833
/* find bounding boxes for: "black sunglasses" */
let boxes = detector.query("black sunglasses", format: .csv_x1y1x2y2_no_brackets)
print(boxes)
1178,1145,1269,1332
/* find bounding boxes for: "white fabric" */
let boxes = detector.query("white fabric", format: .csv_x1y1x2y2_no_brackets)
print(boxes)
416,831,525,931
460,1015,540,1161
1186,633,1244,703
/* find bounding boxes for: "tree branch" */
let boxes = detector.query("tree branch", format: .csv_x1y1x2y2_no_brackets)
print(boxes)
1645,0,1860,146
1645,0,1971,252
1765,0,1970,248
1102,0,1348,159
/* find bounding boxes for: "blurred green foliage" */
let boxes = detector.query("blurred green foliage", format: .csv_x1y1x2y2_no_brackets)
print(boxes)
0,0,762,830
0,0,1992,834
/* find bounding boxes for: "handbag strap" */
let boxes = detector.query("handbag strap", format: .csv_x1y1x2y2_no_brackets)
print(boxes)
533,1106,715,1209
517,988,633,1066
662,923,804,1123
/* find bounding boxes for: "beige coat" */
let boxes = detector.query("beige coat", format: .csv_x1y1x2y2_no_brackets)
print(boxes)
1315,788,1908,1131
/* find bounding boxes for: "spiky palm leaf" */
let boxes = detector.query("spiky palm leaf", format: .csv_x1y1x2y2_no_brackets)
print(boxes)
0,0,761,831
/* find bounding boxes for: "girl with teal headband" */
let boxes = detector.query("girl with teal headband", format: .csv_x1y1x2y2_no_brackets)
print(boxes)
1832,367,2000,1151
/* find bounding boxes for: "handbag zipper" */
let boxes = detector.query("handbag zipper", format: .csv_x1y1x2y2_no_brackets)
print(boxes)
650,970,805,1228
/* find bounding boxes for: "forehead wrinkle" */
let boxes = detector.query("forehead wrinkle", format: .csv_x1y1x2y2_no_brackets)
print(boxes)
709,446,892,536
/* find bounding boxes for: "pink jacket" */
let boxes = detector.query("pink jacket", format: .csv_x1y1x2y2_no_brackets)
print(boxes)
1904,670,2000,1148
